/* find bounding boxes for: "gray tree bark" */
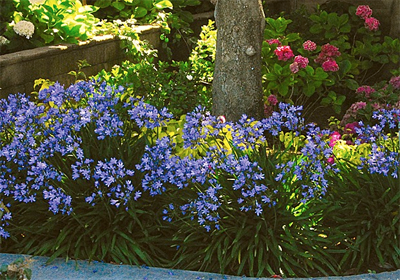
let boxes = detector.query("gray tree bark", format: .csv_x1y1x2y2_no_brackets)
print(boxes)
212,0,266,122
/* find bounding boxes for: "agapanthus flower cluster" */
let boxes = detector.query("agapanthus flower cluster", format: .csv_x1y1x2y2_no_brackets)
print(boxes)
86,158,136,208
127,99,172,129
261,103,305,136
275,124,339,203
356,5,380,31
13,20,35,39
43,186,72,215
231,115,266,150
182,106,227,149
0,203,12,239
0,80,173,238
140,105,309,230
274,45,295,61
355,108,399,177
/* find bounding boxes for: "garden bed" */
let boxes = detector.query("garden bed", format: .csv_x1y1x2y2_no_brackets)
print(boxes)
0,25,160,99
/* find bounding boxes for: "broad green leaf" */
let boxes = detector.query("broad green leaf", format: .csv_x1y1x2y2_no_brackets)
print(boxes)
111,1,125,11
134,6,148,18
155,0,173,9
140,0,153,10
278,83,289,96
345,79,359,90
310,24,323,34
94,0,111,8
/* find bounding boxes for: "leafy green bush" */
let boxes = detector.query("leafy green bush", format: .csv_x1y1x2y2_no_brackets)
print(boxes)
1,0,99,54
91,0,201,58
323,163,400,273
262,5,400,122
95,20,215,116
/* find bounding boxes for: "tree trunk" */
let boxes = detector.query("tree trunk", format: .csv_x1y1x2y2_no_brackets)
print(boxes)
212,0,265,122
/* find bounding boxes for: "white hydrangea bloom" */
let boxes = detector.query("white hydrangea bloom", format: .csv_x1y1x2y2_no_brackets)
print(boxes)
29,0,46,4
13,20,35,39
0,36,10,46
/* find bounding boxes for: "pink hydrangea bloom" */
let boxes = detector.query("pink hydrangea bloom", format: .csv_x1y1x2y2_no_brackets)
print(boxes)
364,17,380,31
371,103,384,110
356,5,373,19
274,45,294,61
329,131,341,147
264,104,273,117
341,102,367,125
321,44,341,58
356,85,376,98
354,101,367,110
315,44,341,65
322,59,339,72
266,38,281,46
389,76,400,90
303,40,317,51
290,62,300,73
294,55,309,68
267,94,278,106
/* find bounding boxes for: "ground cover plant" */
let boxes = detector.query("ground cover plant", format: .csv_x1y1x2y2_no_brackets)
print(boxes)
0,3,400,279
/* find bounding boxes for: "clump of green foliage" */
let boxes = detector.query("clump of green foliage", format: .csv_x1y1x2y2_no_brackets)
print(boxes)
0,258,33,280
95,20,216,116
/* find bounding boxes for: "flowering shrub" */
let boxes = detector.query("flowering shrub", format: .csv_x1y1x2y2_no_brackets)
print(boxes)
0,77,399,276
341,71,400,125
262,5,400,122
12,20,35,39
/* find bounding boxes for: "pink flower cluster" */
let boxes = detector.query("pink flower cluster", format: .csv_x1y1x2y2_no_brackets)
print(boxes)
356,5,380,31
303,40,317,51
364,17,380,31
341,101,367,125
344,122,360,135
274,45,294,61
329,131,341,147
267,94,278,106
266,38,282,46
356,5,373,19
264,95,279,117
389,76,400,90
315,43,340,72
290,55,309,73
356,85,376,98
321,59,339,72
